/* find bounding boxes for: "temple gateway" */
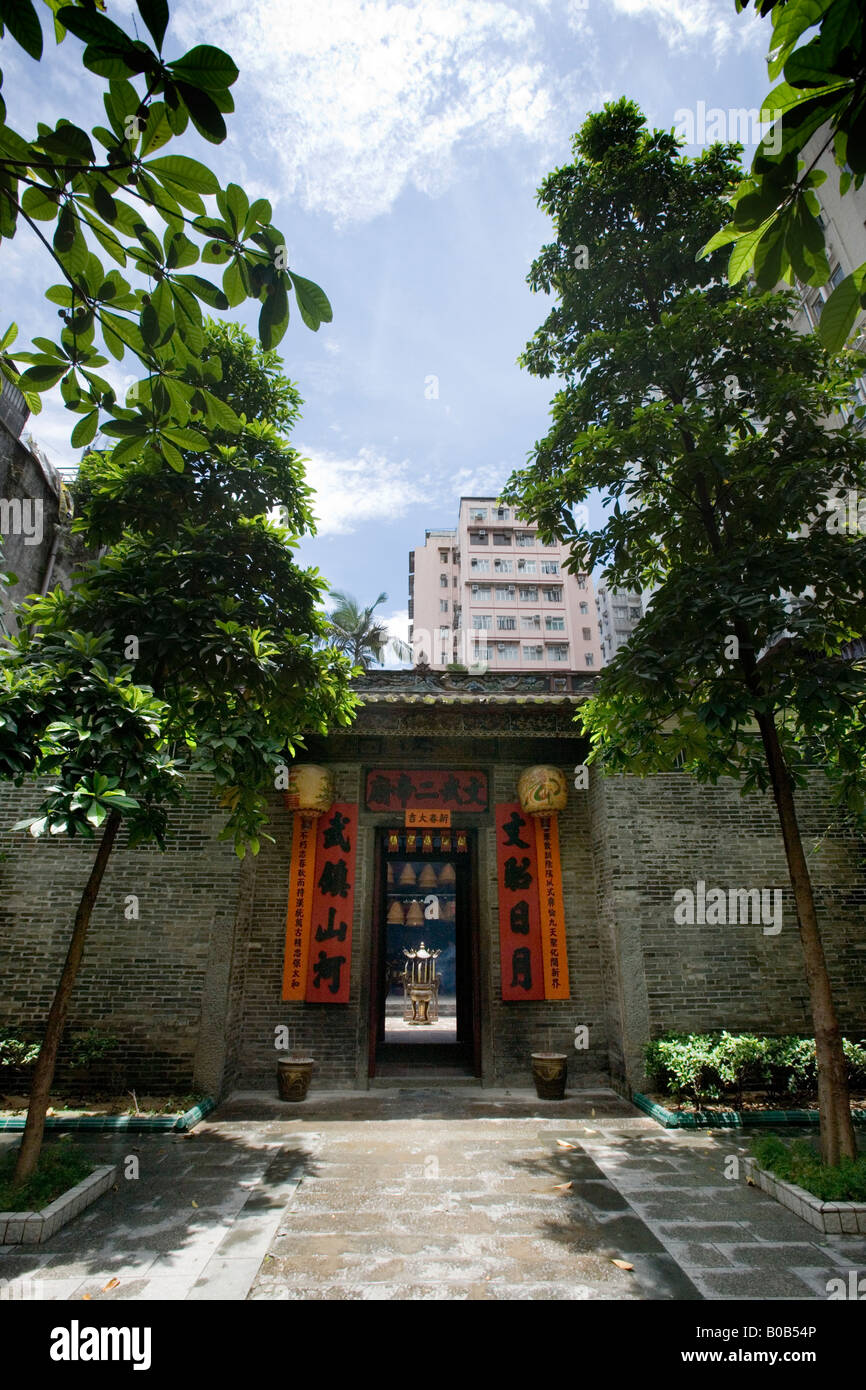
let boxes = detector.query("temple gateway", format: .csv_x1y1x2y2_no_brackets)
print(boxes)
0,669,864,1098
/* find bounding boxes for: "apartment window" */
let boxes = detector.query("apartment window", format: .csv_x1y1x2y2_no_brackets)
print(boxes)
540,538,558,548
541,560,559,575
582,626,591,640
585,652,594,667
829,263,845,290
453,575,457,586
439,626,449,638
452,550,459,564
492,531,511,547
517,559,536,575
440,573,448,587
472,614,492,630
547,644,569,662
579,602,588,614
576,573,588,589
545,615,565,631
473,643,492,660
469,530,489,546
440,599,449,612
542,587,563,602
471,584,491,599
493,558,514,574
439,549,449,563
495,585,516,601
469,507,488,522
470,558,490,574
613,605,627,619
497,615,517,630
628,606,641,620
519,585,539,601
515,532,536,547
521,613,541,630
495,506,510,520
496,641,519,659
523,644,543,661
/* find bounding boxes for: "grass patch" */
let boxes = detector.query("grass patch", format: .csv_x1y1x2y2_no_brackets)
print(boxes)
752,1134,866,1203
0,1140,94,1212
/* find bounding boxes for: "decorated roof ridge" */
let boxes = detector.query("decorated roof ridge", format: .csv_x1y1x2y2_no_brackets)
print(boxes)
350,668,596,702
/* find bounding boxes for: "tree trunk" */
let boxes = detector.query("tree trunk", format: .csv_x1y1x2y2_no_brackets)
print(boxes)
756,714,856,1165
13,810,122,1186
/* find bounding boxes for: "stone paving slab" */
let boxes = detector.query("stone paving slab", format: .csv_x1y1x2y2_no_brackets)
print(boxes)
2,1089,863,1301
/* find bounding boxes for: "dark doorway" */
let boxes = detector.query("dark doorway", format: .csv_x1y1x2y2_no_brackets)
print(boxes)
370,828,480,1077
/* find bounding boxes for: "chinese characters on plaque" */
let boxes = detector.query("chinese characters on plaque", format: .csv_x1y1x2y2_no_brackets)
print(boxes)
281,804,358,1004
496,804,544,1000
496,804,570,1001
366,769,487,812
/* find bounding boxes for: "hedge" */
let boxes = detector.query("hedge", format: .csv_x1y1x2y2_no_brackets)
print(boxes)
645,1032,866,1107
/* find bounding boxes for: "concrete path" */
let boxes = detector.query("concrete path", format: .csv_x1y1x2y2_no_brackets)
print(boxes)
1,1088,863,1301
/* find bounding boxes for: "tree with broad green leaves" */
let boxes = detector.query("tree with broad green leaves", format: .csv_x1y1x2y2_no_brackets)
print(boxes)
0,0,331,458
504,98,866,1166
1,318,356,1185
702,0,866,350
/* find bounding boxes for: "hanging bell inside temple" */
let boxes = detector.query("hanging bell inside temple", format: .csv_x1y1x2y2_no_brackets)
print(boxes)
398,862,417,888
386,862,394,886
438,862,456,887
418,863,438,890
405,899,425,927
387,899,405,925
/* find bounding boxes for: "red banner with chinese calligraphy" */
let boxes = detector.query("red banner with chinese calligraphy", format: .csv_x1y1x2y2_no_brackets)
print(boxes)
366,769,487,812
305,803,358,1004
281,814,317,1001
496,804,544,1001
535,814,570,1000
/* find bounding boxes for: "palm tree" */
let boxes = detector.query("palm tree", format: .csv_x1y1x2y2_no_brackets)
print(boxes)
325,590,411,670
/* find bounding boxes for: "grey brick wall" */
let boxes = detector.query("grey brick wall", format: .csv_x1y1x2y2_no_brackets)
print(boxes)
1,734,863,1099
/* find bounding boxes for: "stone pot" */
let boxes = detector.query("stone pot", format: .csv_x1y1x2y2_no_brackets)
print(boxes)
276,1056,315,1103
531,1052,568,1100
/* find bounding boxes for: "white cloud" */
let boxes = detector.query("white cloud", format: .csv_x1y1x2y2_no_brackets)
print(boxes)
607,0,757,57
382,606,412,667
450,463,509,498
301,444,426,534
178,0,555,225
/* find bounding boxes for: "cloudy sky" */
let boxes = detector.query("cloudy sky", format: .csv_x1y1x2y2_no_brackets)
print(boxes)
2,0,772,651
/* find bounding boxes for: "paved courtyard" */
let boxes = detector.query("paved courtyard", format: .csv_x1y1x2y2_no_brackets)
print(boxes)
1,1088,863,1301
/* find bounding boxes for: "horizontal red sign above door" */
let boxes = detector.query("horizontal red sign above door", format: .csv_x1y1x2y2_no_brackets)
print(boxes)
366,770,488,812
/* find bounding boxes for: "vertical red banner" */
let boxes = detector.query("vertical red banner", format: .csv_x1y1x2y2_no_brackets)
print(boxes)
281,814,316,1001
305,803,358,1004
535,814,571,1000
496,803,544,1001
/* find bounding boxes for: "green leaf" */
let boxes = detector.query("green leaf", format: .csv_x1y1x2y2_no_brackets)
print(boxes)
136,0,169,51
172,273,228,309
160,436,184,472
18,363,68,390
818,273,862,351
259,281,289,350
697,223,743,260
143,155,219,194
70,411,99,447
174,83,226,144
727,221,774,284
0,0,43,60
21,185,59,221
289,272,333,330
168,45,239,91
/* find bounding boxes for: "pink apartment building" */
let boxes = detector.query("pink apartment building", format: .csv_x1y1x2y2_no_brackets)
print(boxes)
408,497,602,673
